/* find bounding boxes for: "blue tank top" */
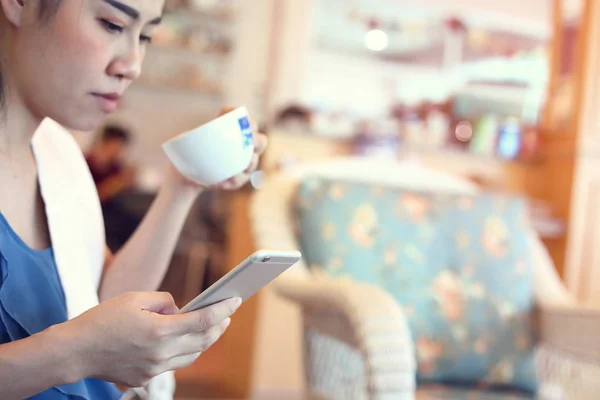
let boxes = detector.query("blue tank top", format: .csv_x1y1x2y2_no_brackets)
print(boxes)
0,213,122,399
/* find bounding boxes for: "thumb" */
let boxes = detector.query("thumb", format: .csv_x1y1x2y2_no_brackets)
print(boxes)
139,292,180,315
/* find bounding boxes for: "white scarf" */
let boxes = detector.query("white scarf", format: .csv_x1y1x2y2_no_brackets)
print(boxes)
31,118,175,400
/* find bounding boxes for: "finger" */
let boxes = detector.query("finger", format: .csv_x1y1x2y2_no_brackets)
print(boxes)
171,317,232,358
253,134,268,155
167,298,240,335
218,180,238,191
139,292,179,315
232,174,250,189
222,174,249,190
244,154,259,174
217,181,234,191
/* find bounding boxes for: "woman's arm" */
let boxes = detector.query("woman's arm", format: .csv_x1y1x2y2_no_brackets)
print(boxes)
99,171,200,301
99,109,267,301
0,325,84,399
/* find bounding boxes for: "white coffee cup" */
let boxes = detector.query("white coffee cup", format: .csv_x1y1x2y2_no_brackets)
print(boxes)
162,106,255,186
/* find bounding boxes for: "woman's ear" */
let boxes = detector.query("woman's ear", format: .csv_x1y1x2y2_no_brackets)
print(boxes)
0,0,26,28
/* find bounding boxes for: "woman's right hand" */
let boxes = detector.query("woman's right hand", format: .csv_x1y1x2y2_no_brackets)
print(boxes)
61,291,240,388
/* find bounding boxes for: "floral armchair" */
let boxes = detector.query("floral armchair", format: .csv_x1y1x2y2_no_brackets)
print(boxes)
249,157,600,400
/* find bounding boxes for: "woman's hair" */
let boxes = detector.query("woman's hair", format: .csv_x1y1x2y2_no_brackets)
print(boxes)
38,0,62,21
0,1,61,108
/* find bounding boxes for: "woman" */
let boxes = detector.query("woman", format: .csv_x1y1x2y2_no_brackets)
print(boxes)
0,0,267,399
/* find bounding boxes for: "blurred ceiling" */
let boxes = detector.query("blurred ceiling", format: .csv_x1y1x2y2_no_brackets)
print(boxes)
312,0,582,66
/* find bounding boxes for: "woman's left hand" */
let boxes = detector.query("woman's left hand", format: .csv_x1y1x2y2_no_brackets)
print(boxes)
166,106,268,194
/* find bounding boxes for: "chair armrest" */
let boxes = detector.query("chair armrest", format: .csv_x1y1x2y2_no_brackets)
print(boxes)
275,275,416,398
536,306,600,399
539,305,600,363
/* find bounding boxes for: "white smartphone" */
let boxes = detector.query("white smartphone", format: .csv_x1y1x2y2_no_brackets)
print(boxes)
178,249,302,314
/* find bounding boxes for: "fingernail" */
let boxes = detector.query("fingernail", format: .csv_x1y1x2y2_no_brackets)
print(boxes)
223,318,232,329
235,297,242,307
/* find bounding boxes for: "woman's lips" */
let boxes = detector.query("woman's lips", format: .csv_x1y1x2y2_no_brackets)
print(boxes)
92,93,121,113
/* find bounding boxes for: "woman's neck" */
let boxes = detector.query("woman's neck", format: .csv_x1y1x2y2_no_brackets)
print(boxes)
0,93,43,161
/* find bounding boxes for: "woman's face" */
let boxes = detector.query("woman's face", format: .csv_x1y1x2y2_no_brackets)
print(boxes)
2,0,164,131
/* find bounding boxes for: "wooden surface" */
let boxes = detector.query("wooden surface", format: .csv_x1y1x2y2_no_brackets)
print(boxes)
175,189,259,399
561,0,600,301
530,0,590,282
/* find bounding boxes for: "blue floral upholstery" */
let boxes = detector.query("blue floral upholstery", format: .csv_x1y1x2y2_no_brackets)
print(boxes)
294,177,537,394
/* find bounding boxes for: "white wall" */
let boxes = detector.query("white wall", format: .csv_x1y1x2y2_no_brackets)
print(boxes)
266,0,554,123
222,0,276,123
301,49,458,117
266,0,455,119
264,0,314,124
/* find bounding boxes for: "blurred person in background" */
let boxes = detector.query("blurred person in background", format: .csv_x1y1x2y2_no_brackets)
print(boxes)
86,124,135,204
86,124,139,252
272,103,313,134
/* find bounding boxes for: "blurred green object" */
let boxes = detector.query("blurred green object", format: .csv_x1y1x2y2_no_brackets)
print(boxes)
470,114,499,156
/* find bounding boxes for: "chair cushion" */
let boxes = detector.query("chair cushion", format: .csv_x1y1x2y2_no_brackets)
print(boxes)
295,177,537,393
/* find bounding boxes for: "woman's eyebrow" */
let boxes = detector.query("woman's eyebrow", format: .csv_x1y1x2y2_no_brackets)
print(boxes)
104,0,139,20
103,0,163,25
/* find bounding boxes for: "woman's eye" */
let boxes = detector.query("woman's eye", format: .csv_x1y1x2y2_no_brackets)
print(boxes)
100,19,124,34
140,35,153,44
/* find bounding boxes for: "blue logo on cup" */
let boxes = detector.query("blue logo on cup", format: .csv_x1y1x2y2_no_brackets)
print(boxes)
238,116,253,148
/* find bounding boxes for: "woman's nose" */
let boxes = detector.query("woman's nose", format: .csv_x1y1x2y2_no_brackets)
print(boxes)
107,45,143,82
